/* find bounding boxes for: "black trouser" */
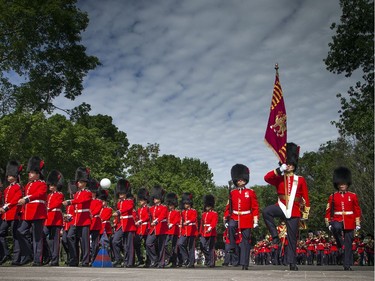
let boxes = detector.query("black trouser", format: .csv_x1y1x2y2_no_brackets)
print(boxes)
134,234,148,264
43,225,62,265
17,219,44,264
146,233,166,267
90,229,100,262
177,235,195,265
0,220,21,263
112,228,135,266
330,221,354,268
228,219,251,266
165,234,178,265
67,225,90,266
200,236,216,266
224,243,239,265
262,204,299,266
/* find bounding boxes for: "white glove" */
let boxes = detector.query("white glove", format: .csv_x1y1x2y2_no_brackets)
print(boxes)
253,223,258,228
328,225,332,231
356,225,361,231
207,226,212,232
280,164,287,173
225,222,229,228
168,223,173,229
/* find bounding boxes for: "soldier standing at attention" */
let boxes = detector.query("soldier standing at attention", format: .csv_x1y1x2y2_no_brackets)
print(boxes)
325,167,361,271
226,164,259,270
17,156,48,266
63,167,92,267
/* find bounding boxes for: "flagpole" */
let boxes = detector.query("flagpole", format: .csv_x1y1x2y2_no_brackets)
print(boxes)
275,64,289,211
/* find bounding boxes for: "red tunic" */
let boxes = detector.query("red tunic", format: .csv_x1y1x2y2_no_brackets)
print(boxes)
225,187,259,229
117,198,136,232
167,209,180,236
264,171,310,218
325,191,361,230
70,189,92,226
180,208,198,237
2,182,22,221
136,205,150,235
149,204,168,235
99,206,113,235
200,210,218,237
21,180,48,220
45,191,64,226
90,198,103,231
63,204,75,231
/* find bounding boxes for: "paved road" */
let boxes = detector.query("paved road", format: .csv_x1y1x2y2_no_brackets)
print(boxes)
0,265,373,281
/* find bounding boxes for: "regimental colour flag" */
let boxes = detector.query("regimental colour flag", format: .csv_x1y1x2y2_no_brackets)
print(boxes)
264,66,287,163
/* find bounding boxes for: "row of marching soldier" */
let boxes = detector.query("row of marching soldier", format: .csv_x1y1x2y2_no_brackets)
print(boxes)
0,142,362,271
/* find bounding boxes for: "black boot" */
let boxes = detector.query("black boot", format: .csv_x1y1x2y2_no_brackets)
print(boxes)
289,264,298,271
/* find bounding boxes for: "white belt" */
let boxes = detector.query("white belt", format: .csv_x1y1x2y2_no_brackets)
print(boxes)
334,211,353,215
141,222,149,225
30,200,46,204
75,209,90,213
186,222,196,225
93,215,100,218
50,208,62,212
102,220,109,223
160,219,167,222
203,224,211,226
233,210,251,215
120,215,133,219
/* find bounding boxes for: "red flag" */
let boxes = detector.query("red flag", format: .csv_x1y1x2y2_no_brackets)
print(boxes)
264,68,287,163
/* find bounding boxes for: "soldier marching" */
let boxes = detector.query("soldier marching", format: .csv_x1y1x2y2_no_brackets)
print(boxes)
0,157,369,271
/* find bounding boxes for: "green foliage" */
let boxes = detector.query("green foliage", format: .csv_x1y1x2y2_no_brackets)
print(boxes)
0,0,100,115
324,0,374,76
125,144,216,217
0,112,129,198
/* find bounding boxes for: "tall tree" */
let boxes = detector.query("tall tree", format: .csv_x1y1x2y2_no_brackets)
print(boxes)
323,0,374,235
0,0,100,115
324,0,374,144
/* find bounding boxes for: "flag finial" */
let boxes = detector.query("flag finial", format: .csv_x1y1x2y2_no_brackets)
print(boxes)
275,63,279,76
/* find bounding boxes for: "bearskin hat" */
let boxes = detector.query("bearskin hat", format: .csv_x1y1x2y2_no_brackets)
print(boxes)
137,188,150,203
203,194,215,209
68,180,78,196
46,170,64,192
333,166,352,189
231,164,250,187
27,156,45,179
88,178,100,193
286,142,299,169
75,167,90,182
150,185,165,203
98,189,109,201
116,179,131,196
6,160,22,178
180,192,193,209
165,192,178,207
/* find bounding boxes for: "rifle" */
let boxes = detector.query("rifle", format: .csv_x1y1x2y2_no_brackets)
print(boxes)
227,180,233,220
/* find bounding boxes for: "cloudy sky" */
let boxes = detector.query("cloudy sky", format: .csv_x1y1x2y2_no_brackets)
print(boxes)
55,0,361,186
